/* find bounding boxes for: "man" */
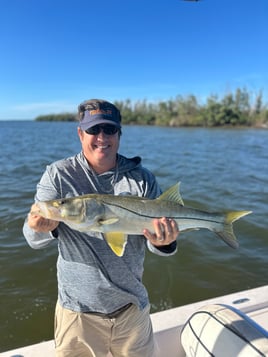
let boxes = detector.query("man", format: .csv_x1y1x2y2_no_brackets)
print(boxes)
23,99,179,357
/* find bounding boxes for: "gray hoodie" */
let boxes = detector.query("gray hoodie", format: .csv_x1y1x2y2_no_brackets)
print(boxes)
23,152,177,313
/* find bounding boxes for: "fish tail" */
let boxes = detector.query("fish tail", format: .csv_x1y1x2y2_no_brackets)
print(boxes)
215,211,252,249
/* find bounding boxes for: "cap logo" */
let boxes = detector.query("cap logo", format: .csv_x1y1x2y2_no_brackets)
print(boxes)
79,101,120,130
89,109,113,117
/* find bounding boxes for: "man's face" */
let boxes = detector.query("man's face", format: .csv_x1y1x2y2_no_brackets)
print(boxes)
77,125,120,173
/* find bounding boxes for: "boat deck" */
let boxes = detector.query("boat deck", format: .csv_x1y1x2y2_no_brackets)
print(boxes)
2,285,268,357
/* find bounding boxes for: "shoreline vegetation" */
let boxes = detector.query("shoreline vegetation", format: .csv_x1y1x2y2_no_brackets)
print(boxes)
35,88,268,128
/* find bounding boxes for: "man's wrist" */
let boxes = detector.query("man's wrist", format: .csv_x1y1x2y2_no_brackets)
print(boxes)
154,240,177,253
50,228,59,238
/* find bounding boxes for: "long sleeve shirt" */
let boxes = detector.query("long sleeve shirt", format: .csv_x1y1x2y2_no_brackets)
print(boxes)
23,152,177,313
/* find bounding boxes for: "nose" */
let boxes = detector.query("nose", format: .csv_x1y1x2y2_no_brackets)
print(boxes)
96,130,106,139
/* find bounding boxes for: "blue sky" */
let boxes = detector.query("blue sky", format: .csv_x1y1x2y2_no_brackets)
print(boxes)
0,0,267,119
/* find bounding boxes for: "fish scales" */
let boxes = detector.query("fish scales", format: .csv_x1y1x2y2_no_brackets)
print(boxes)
34,183,252,256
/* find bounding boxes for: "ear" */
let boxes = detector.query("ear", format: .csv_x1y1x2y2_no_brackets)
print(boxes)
77,127,84,141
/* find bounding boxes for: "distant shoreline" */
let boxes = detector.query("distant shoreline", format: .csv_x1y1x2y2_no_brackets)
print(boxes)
33,88,268,128
34,116,267,129
2,87,268,128
1,119,267,129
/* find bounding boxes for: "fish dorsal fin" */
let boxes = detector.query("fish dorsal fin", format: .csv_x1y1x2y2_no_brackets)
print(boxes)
157,182,184,206
104,233,128,257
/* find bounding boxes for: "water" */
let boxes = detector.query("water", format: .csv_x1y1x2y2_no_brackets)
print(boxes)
0,121,267,352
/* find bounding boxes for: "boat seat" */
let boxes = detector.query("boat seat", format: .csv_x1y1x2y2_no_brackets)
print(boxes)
180,303,268,356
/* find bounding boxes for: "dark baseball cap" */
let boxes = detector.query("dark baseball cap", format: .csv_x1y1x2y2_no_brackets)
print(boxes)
78,99,121,131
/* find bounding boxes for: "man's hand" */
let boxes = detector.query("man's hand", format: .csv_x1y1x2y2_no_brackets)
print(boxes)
143,217,179,247
28,203,59,233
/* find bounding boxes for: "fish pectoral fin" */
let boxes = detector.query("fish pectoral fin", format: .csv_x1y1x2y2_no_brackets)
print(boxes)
157,182,184,206
99,218,119,225
104,233,128,257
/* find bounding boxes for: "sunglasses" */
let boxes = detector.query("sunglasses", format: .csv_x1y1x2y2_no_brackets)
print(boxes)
85,124,120,136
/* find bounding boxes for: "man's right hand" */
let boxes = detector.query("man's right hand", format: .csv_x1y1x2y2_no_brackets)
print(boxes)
28,203,59,233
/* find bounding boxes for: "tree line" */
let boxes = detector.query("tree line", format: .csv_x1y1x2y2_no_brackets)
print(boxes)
35,88,268,127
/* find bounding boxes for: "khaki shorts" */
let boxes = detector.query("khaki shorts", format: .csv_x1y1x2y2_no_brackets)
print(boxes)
54,302,155,357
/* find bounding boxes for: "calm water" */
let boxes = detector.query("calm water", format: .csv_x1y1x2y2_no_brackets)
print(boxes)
0,121,267,352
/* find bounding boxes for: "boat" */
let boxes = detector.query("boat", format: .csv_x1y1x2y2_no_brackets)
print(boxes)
2,285,268,357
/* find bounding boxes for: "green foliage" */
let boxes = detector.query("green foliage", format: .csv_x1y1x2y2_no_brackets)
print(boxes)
35,113,77,121
34,88,268,127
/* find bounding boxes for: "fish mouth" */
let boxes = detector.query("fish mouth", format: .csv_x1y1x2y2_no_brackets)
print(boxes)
36,202,62,220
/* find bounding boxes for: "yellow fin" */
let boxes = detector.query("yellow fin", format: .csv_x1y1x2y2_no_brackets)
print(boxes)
215,210,252,249
157,182,184,205
104,232,128,257
225,210,252,224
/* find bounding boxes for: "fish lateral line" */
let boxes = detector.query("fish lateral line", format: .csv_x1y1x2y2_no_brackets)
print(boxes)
35,183,252,256
98,182,184,218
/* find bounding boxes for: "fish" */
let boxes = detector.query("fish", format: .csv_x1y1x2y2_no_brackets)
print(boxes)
33,183,252,257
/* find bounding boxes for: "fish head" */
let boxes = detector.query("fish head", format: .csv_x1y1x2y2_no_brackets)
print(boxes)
36,197,86,223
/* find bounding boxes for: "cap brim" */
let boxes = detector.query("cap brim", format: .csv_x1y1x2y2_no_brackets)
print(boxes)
80,118,121,131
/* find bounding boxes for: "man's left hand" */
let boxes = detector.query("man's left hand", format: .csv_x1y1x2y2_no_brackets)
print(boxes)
143,217,179,247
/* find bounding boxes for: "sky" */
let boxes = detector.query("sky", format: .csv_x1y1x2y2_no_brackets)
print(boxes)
0,0,267,120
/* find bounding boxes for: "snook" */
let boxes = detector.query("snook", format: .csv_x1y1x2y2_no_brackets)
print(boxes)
35,183,251,256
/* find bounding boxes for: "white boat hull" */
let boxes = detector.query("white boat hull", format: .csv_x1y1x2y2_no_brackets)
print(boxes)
2,285,268,357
